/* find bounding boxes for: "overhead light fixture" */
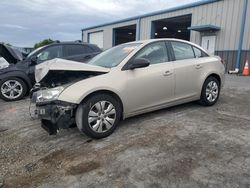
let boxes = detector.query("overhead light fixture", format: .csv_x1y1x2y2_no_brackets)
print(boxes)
155,33,158,36
128,32,133,35
178,30,181,33
163,27,168,30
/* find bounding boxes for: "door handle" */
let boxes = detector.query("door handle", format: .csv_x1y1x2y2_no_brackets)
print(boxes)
195,64,203,69
163,70,173,76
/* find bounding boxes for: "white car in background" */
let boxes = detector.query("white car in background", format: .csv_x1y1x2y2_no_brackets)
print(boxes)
0,57,9,69
32,39,225,139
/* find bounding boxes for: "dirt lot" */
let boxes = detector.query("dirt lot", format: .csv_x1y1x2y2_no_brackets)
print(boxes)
0,75,250,188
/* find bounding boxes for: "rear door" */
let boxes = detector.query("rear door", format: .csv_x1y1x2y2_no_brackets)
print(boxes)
170,41,201,100
63,44,97,63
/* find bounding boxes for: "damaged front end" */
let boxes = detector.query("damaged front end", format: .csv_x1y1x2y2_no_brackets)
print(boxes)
32,85,77,135
31,58,110,135
35,100,77,135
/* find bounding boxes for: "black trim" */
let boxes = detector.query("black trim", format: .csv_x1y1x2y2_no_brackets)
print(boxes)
165,41,175,61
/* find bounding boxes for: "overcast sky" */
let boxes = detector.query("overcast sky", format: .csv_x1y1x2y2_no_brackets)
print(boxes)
0,0,198,47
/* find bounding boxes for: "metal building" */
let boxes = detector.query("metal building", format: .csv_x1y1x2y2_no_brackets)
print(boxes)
82,0,250,71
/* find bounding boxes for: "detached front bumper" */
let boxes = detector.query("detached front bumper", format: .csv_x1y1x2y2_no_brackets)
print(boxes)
35,101,77,135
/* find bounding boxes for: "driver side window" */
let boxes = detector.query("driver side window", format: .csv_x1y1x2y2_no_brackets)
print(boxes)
37,45,62,62
134,42,168,65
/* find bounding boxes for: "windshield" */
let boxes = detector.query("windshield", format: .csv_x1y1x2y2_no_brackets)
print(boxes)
88,43,142,68
26,46,43,59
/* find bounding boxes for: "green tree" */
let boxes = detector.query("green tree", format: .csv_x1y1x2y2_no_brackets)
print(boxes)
33,39,54,49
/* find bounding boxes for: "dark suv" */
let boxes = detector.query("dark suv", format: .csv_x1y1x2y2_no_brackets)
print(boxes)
0,41,102,101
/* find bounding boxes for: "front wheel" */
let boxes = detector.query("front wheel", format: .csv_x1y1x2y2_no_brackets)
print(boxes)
0,77,27,101
76,94,121,139
199,76,220,106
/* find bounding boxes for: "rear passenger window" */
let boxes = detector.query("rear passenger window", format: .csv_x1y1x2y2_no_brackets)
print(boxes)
134,42,168,65
64,45,93,56
193,46,208,58
171,42,195,60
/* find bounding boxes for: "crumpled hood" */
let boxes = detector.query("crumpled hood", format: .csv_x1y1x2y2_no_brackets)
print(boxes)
35,58,110,83
0,44,23,64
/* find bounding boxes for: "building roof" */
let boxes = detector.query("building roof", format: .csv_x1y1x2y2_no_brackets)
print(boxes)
82,0,221,31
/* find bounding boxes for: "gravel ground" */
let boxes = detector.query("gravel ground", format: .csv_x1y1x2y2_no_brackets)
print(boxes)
0,75,250,188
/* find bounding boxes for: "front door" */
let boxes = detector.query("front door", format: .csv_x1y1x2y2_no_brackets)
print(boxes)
124,41,174,114
201,36,216,54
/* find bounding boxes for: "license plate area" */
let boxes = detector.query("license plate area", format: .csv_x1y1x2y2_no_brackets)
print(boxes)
39,108,46,115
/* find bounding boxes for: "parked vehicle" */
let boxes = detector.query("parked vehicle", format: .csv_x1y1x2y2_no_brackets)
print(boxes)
32,39,225,139
0,57,9,69
0,41,102,101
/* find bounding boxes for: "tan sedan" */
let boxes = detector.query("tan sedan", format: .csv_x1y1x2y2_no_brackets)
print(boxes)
33,39,225,139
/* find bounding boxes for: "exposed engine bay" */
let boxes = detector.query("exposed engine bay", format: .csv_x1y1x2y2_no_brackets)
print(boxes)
38,70,104,88
30,58,110,95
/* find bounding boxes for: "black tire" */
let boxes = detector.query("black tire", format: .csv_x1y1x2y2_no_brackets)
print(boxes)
75,94,121,139
199,76,220,106
0,77,27,101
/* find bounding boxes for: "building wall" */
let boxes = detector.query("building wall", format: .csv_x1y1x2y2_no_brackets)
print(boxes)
215,0,250,71
82,0,250,71
83,0,246,50
139,0,244,51
243,0,250,50
82,20,137,50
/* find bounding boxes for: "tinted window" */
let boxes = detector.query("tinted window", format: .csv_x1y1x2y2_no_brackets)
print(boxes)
64,45,93,56
171,42,195,60
134,42,168,65
37,45,62,62
193,46,208,58
193,47,202,58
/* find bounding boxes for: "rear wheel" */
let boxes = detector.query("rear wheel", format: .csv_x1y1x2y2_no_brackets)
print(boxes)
199,76,220,106
76,94,121,139
0,77,27,101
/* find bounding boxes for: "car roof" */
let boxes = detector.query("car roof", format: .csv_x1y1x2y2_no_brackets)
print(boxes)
127,38,207,52
128,38,192,45
41,41,102,51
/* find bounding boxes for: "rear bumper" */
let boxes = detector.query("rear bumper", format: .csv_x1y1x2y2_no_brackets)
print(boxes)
35,101,77,135
220,72,225,88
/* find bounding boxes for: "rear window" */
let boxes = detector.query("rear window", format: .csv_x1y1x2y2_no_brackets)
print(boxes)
193,46,208,58
171,41,195,60
64,45,93,56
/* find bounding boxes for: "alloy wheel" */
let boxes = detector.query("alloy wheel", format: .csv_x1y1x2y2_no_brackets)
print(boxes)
206,81,219,102
1,80,23,100
88,101,116,133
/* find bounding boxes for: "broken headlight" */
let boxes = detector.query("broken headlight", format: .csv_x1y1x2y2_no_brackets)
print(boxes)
36,86,65,103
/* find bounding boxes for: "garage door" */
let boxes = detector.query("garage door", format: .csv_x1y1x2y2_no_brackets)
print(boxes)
88,31,103,49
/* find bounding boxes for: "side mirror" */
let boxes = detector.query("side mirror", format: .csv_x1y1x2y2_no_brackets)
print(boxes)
128,58,150,70
30,56,37,65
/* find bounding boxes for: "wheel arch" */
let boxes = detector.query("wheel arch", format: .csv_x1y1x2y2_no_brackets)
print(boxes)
80,89,124,119
200,72,222,96
0,71,32,90
204,73,221,86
